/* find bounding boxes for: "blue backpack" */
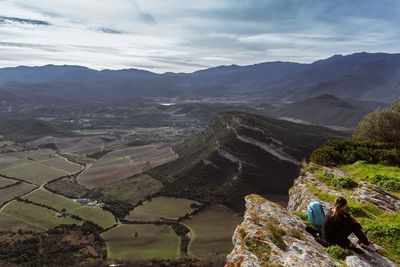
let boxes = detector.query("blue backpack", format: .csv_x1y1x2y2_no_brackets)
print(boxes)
307,201,325,227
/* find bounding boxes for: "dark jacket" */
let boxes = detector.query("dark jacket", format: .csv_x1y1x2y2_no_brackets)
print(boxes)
322,209,358,244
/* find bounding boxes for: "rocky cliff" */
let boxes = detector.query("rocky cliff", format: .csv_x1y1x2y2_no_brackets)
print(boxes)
225,164,399,267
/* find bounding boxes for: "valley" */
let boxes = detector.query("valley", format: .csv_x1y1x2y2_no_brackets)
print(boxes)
0,109,346,265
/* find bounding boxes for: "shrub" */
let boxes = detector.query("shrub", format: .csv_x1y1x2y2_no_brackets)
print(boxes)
331,177,358,189
368,175,400,192
326,245,352,260
310,139,400,167
354,99,400,144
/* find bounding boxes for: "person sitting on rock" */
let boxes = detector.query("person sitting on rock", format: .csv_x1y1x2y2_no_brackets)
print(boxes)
322,196,378,252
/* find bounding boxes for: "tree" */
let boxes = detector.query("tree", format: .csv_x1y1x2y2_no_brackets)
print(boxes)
353,99,400,143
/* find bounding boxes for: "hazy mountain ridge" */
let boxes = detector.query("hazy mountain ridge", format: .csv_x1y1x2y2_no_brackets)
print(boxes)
1,52,399,103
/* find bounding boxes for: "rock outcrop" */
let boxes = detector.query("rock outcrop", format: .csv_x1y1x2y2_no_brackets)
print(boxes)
225,166,398,267
225,194,336,267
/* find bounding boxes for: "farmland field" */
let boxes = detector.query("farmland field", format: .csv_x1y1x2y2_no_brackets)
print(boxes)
40,157,83,173
101,224,180,260
126,196,201,221
78,144,178,189
23,188,82,211
0,162,68,185
1,201,81,229
0,182,37,206
0,177,18,188
69,206,116,229
0,213,42,232
183,205,242,260
94,174,163,205
46,178,89,198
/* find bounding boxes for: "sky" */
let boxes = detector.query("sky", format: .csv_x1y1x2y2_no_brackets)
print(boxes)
0,0,400,73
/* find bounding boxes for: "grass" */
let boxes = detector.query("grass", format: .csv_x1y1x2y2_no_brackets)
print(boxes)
0,213,42,232
1,201,81,229
126,196,201,221
0,140,13,146
183,205,242,261
0,177,17,188
0,162,68,185
326,245,352,260
69,206,116,229
0,182,37,206
101,224,180,260
361,212,400,263
23,188,82,211
341,161,400,194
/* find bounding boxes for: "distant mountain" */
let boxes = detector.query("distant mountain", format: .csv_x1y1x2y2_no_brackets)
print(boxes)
147,112,347,211
0,119,68,141
253,52,400,103
270,94,384,128
0,52,399,103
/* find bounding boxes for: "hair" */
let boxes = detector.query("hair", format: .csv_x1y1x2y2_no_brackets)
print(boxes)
331,196,347,218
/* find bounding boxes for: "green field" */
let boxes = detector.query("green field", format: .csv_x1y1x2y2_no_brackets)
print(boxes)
0,213,42,232
342,161,400,181
183,205,242,260
0,177,17,188
101,224,180,260
126,196,201,221
41,157,83,173
78,144,177,189
69,206,116,229
1,201,81,229
94,174,163,206
0,162,68,185
0,182,37,206
23,188,82,211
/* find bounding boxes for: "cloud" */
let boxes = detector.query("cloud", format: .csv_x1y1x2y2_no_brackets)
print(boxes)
0,16,50,25
0,0,400,72
96,27,124,34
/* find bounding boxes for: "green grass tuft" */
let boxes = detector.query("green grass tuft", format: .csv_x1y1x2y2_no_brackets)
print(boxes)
326,245,352,260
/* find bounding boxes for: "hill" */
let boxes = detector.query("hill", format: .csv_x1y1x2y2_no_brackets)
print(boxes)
270,94,379,128
144,112,347,211
0,119,68,141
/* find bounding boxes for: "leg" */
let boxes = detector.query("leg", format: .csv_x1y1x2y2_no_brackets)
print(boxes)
352,224,369,245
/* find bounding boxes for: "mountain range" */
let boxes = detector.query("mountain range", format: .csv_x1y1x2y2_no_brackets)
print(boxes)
0,52,399,104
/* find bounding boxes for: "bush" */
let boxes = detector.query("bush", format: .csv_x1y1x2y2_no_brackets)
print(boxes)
326,245,352,260
354,99,400,144
310,139,400,167
368,175,400,192
331,177,358,189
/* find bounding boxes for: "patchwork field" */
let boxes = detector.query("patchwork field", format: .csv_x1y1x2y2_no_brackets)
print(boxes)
0,213,42,232
94,174,163,205
0,162,68,185
0,182,37,206
40,157,83,173
78,144,178,189
126,196,201,221
0,177,18,188
46,178,89,198
23,188,82,211
69,206,116,229
29,136,106,154
0,201,81,229
183,205,242,260
101,224,180,261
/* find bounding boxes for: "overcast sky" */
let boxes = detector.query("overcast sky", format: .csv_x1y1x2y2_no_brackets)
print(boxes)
0,0,399,72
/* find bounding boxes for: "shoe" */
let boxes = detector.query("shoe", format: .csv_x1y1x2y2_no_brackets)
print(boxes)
361,242,379,252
